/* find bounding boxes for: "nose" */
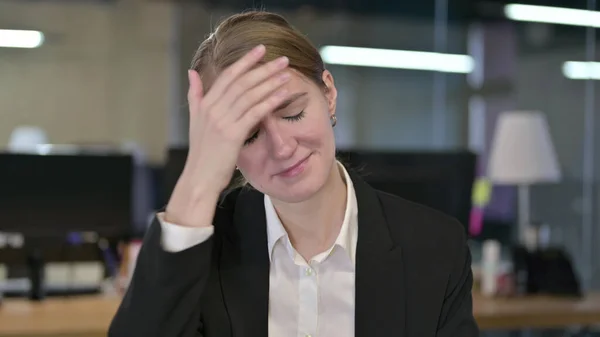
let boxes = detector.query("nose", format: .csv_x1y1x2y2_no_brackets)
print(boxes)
264,120,296,160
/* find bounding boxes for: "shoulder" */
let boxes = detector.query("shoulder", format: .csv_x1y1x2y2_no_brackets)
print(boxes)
214,186,247,219
374,190,467,260
218,186,245,208
213,186,264,232
375,189,466,237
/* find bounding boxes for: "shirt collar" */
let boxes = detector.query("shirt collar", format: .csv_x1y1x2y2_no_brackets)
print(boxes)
264,161,358,264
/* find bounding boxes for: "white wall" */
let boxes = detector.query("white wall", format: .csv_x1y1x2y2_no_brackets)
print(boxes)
0,0,176,163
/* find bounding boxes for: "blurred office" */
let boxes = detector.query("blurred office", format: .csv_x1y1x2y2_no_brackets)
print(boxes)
0,0,599,336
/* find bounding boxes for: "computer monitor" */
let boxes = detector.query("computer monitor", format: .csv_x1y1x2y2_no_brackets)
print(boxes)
164,147,188,203
336,150,477,231
0,152,133,238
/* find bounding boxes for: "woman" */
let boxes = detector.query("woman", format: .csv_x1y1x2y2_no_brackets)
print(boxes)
109,10,478,337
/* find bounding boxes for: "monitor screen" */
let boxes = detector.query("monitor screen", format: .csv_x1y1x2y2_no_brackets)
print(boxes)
0,152,133,238
164,147,243,203
337,150,476,230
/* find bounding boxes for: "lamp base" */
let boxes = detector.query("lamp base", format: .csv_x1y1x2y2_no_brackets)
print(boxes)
517,184,532,247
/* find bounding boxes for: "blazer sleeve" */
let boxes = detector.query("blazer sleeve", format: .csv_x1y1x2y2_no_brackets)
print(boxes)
108,217,214,337
436,226,480,337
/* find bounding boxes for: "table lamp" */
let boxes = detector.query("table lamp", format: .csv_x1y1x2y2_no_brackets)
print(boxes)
487,111,561,244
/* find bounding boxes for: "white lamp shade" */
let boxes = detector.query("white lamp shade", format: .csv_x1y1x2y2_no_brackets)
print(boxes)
488,111,561,184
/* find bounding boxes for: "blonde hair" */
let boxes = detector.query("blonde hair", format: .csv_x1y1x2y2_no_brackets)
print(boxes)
190,10,326,93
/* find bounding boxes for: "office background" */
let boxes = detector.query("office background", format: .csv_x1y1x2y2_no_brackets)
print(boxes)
1,0,599,336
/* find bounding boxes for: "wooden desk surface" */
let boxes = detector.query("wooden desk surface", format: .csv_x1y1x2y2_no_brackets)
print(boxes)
474,293,600,330
0,296,120,337
1,293,600,335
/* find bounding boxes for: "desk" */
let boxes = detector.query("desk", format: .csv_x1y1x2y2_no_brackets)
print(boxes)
0,296,119,337
474,293,600,330
1,294,600,336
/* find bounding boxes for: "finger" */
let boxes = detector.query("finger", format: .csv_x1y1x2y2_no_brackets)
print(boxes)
227,70,291,121
205,44,266,103
237,88,289,132
187,69,204,116
224,56,289,105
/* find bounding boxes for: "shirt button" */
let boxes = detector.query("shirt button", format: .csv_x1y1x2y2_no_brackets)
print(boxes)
305,268,313,276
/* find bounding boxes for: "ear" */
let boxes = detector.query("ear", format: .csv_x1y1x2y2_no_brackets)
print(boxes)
322,70,337,116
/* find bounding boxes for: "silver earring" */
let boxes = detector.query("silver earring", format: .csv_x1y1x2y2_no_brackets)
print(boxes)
330,114,337,127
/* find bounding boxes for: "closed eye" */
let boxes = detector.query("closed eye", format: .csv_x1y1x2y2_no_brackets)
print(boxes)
244,131,259,146
283,110,305,122
243,111,306,146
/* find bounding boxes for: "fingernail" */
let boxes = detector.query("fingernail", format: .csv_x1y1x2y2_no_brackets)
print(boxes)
277,56,289,66
253,44,265,55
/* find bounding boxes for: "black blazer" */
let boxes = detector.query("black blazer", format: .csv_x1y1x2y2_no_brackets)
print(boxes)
109,171,479,337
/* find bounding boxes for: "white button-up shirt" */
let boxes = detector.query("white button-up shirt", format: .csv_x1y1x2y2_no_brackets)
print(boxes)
159,163,358,337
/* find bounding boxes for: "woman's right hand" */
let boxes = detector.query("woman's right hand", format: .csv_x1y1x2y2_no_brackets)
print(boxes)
165,45,291,227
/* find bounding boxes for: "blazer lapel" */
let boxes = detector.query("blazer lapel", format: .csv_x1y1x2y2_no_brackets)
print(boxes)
351,171,407,337
219,188,270,337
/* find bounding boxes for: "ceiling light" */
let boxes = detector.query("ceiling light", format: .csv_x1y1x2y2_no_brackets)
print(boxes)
319,45,475,73
0,29,44,48
562,61,600,80
505,4,600,28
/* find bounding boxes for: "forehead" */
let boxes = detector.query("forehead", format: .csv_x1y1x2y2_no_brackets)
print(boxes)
282,69,321,94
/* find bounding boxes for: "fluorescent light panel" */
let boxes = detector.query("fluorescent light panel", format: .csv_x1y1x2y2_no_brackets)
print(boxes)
320,45,475,73
0,29,44,48
563,61,600,80
505,4,600,28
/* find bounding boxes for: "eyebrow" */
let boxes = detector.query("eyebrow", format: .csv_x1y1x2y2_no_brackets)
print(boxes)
275,92,308,111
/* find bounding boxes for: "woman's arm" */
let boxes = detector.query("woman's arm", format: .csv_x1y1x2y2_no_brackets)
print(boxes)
108,217,215,337
436,228,479,337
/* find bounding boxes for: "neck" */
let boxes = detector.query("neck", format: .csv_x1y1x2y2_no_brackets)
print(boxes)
271,162,348,259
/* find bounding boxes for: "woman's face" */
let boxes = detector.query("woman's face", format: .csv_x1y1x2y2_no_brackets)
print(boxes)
236,70,338,203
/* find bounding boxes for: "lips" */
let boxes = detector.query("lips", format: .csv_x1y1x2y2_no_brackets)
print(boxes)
276,154,311,177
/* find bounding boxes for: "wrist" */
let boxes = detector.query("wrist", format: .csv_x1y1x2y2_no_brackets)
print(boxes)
165,176,221,228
